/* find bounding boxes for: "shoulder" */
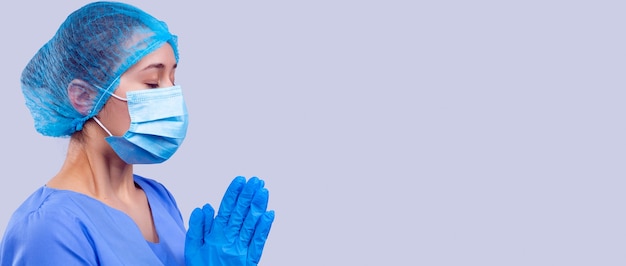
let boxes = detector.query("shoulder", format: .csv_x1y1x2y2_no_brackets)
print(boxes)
5,187,86,227
1,188,97,264
2,187,94,239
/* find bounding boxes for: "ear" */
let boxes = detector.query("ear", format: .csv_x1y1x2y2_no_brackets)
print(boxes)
67,79,97,116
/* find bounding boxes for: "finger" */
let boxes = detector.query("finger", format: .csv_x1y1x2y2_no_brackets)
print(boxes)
201,203,215,239
226,177,264,240
239,188,269,245
248,210,275,264
185,207,205,250
214,176,246,229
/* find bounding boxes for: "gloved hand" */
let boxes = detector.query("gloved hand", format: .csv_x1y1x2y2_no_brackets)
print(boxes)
185,176,275,266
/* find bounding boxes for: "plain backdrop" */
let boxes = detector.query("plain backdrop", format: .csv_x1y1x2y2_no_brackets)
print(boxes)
0,1,624,265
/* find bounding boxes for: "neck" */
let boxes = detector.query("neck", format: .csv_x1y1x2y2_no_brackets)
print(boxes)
47,128,136,202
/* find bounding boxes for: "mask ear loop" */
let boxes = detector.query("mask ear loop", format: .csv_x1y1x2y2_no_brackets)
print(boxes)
92,117,114,137
90,76,130,137
109,92,128,101
90,76,121,116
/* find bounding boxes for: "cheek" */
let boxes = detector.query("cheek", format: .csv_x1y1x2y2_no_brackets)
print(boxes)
98,100,131,135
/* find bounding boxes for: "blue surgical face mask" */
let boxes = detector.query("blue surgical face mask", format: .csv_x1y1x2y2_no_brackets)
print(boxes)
93,85,188,164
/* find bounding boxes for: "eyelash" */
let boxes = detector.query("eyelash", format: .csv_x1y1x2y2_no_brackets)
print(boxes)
146,83,159,88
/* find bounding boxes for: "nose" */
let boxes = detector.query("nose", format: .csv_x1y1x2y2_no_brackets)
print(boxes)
161,78,175,88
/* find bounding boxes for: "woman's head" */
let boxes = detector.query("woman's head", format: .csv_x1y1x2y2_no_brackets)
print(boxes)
21,1,178,137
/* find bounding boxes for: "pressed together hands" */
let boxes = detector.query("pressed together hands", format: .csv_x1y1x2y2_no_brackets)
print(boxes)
185,176,275,266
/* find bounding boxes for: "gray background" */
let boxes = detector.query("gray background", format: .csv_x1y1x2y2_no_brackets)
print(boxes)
0,1,624,265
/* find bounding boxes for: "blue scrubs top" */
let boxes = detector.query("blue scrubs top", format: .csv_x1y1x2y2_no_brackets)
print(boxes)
0,175,186,265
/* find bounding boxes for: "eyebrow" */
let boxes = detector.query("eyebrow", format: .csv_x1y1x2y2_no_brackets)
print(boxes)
141,63,178,71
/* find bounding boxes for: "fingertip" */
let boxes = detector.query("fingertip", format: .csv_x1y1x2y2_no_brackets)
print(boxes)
229,176,247,190
258,210,275,229
257,187,269,196
189,207,204,225
248,210,275,263
248,177,265,190
187,208,205,242
249,176,261,184
202,203,215,217
266,210,275,221
260,210,275,229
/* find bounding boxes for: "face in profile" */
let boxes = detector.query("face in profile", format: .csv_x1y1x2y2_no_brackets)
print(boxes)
96,43,178,136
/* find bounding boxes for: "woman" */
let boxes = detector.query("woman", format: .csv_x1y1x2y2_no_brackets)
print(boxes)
0,1,274,265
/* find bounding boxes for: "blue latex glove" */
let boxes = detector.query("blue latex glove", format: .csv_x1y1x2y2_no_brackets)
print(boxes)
185,176,275,266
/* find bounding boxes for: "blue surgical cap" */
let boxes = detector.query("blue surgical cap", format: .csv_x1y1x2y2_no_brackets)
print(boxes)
21,1,179,137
